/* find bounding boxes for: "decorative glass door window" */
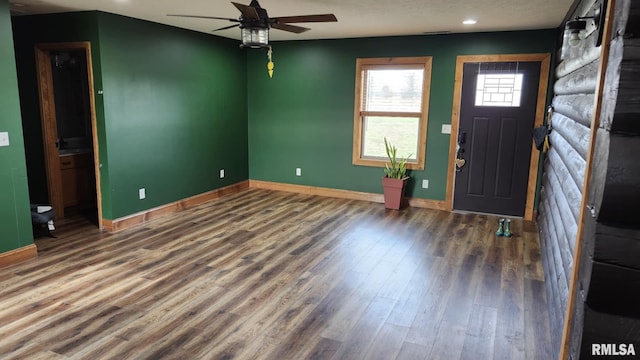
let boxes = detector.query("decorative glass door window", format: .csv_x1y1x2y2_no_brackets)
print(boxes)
475,73,524,107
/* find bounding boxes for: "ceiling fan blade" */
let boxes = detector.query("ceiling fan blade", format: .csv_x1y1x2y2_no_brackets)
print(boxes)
272,14,337,23
167,14,239,22
213,24,240,32
231,2,260,20
271,23,310,34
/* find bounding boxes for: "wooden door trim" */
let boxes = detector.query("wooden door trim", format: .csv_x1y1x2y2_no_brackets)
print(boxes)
446,53,551,221
35,42,103,230
35,45,63,219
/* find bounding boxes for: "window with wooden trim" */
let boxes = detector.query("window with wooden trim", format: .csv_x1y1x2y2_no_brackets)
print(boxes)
352,57,432,170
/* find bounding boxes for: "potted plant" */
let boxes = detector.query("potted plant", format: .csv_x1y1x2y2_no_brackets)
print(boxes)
382,137,410,210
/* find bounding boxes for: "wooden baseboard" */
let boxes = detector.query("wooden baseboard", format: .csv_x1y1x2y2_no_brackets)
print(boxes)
249,180,448,211
103,180,250,232
250,180,384,203
0,244,38,268
407,197,448,211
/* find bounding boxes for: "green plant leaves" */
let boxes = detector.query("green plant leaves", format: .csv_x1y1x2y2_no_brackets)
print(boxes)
384,137,410,179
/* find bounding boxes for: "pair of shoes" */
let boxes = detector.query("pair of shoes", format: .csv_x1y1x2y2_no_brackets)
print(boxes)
496,218,511,237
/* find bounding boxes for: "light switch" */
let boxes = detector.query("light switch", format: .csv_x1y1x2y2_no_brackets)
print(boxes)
0,132,9,147
441,124,452,134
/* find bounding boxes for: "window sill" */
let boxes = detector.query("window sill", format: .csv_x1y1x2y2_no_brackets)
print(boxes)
352,158,424,171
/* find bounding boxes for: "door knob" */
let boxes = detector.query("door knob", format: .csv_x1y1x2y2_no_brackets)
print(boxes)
458,131,467,145
456,131,467,171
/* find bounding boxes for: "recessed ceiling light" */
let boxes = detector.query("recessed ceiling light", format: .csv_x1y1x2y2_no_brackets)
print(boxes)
463,19,477,25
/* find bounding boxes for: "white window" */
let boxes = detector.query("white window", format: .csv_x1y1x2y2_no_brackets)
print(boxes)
352,57,432,169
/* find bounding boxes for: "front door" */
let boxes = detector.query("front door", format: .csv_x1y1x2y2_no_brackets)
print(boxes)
453,61,541,217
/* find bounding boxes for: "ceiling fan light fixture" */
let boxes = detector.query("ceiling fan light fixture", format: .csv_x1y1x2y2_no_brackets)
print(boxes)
169,1,337,49
240,27,270,48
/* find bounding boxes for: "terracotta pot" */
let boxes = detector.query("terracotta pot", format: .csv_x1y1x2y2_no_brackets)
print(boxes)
382,176,409,210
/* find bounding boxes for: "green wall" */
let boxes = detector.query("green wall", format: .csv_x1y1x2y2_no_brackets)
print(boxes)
96,13,248,219
12,12,249,220
247,30,557,200
0,0,33,253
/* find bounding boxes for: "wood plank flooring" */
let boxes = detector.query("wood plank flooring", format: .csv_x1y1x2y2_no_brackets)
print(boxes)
0,189,552,359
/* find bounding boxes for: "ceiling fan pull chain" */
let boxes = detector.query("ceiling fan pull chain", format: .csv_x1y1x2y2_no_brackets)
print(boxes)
267,46,274,78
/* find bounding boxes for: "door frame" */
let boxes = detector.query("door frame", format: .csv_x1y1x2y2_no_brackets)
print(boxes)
446,53,551,221
35,41,103,230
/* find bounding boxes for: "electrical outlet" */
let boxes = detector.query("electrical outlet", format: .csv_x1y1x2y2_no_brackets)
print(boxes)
0,132,9,146
442,124,452,134
0,132,9,147
220,169,225,179
422,179,429,189
139,188,146,200
296,168,302,176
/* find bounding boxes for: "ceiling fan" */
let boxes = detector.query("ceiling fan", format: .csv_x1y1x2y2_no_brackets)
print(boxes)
168,0,338,49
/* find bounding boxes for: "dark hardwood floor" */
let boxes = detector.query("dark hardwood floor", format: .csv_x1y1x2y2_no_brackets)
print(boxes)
0,189,551,359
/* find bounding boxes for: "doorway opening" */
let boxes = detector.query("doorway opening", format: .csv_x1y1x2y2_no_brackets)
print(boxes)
35,42,102,230
446,54,551,221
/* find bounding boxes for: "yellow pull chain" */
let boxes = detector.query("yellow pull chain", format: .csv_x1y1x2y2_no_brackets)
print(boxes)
267,46,274,78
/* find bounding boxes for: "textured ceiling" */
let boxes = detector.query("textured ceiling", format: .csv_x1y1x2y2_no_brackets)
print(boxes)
9,0,573,41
